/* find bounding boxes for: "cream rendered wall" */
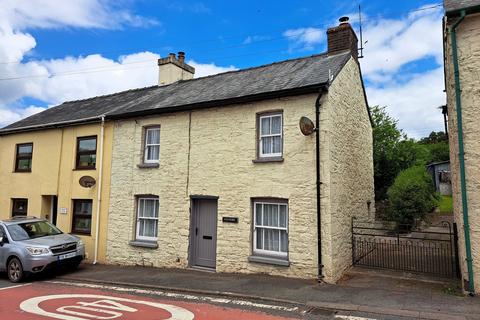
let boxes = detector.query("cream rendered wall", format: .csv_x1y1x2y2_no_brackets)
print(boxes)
320,57,375,283
445,12,480,293
0,122,113,263
107,94,320,278
106,56,373,280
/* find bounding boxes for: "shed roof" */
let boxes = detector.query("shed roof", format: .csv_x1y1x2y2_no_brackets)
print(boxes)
0,51,351,134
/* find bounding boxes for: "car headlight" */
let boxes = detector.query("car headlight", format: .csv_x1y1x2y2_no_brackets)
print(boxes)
77,239,85,247
26,246,50,255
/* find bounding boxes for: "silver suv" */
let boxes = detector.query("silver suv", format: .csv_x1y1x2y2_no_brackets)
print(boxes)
0,217,85,282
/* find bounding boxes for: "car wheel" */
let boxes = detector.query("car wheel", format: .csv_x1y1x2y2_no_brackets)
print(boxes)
7,257,24,283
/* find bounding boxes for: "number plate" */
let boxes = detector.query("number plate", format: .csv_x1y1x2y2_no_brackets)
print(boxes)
58,252,76,260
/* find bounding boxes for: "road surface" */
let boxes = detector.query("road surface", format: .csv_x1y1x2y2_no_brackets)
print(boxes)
0,276,416,320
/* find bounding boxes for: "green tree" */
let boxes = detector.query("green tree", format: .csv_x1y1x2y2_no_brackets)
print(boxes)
372,106,418,200
419,131,448,144
372,107,450,201
418,131,450,164
387,166,439,226
425,142,450,163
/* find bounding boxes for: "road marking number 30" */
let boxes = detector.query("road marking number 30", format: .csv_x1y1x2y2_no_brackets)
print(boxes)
20,294,195,320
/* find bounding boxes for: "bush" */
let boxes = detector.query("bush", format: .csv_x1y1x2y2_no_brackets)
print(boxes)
387,166,439,226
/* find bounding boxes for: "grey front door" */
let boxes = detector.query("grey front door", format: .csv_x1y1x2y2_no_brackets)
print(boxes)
191,198,217,269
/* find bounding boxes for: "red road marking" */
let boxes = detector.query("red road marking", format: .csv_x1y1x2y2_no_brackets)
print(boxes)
0,282,298,320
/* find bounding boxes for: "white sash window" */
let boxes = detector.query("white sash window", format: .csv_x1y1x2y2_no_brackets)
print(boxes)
144,127,160,163
253,201,288,258
136,197,159,241
259,114,283,158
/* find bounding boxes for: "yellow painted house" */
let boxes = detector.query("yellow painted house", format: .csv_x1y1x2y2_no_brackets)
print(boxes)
0,112,113,263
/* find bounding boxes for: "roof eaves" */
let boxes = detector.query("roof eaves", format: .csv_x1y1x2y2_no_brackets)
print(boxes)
445,3,480,16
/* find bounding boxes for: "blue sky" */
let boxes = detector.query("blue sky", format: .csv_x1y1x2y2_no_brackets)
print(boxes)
0,0,446,138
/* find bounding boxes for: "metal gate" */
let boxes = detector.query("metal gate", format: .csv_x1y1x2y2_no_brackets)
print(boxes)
351,218,460,278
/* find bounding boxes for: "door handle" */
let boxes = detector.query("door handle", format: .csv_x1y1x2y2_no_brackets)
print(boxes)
195,227,198,236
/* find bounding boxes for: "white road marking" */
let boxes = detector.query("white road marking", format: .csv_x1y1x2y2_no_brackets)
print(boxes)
335,315,376,320
20,294,195,320
0,283,31,291
48,281,299,313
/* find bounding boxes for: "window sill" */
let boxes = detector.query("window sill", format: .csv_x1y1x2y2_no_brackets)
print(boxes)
248,255,290,267
129,240,158,249
252,157,284,163
13,170,31,173
73,168,96,171
71,232,91,236
137,163,159,169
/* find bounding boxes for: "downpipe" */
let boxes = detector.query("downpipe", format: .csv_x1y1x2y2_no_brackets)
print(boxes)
450,9,475,295
315,87,327,281
93,115,105,265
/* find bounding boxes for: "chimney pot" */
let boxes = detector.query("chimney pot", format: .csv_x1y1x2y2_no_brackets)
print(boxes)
339,16,350,24
178,51,185,63
168,53,176,60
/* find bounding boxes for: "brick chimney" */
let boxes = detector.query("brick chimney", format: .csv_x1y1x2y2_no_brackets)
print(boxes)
327,17,358,60
157,51,195,86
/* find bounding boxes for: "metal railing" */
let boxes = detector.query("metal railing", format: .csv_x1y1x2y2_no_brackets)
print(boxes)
351,218,460,278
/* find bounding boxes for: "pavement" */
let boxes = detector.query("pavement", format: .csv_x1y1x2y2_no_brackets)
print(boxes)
51,263,480,320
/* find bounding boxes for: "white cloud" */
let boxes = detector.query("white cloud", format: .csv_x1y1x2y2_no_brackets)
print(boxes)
0,1,235,128
367,67,446,139
0,0,159,30
188,60,237,77
283,27,324,51
359,4,446,138
360,5,443,79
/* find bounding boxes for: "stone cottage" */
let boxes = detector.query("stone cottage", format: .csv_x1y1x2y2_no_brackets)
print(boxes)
443,0,480,294
104,17,374,283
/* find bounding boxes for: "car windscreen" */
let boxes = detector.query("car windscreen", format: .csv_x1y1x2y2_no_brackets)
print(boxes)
7,221,62,241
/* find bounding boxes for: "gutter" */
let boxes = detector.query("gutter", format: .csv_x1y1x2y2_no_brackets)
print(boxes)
315,87,327,280
449,9,476,295
93,115,106,264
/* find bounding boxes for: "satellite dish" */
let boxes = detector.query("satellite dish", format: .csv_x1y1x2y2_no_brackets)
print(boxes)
299,116,316,136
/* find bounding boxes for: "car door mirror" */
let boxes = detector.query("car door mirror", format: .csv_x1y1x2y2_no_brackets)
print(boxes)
0,236,4,246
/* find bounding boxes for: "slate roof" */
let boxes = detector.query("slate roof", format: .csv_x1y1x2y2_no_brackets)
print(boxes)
444,0,480,13
0,51,351,134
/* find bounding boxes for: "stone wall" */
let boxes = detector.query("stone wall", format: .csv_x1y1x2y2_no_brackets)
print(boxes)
106,94,320,278
445,12,480,293
320,57,375,283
